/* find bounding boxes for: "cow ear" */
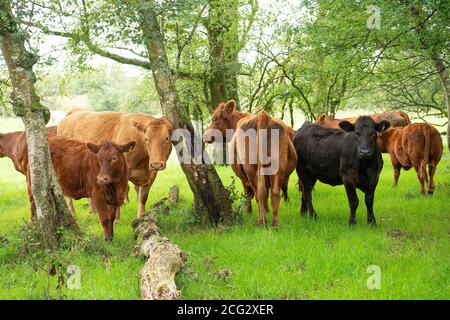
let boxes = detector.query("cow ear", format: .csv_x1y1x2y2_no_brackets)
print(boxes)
376,120,390,132
132,120,146,133
118,141,136,153
330,114,335,119
316,114,325,122
87,143,101,154
339,121,355,132
224,100,236,113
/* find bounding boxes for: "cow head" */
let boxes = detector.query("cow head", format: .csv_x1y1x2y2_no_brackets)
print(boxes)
339,116,390,159
203,100,238,144
132,117,174,171
87,141,136,185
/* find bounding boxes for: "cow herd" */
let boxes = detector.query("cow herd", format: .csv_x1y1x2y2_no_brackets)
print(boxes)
0,101,444,240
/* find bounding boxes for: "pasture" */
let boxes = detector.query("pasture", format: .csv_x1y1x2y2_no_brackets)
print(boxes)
0,119,449,299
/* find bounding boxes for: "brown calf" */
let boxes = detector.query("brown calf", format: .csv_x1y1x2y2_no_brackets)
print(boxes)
377,123,443,195
24,136,135,241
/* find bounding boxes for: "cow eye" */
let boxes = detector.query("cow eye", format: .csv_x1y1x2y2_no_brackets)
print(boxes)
165,136,169,142
112,156,118,162
145,138,149,143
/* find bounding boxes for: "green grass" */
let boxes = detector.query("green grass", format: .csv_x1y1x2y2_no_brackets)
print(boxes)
0,119,449,299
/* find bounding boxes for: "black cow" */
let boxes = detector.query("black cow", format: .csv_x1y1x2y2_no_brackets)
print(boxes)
294,116,390,225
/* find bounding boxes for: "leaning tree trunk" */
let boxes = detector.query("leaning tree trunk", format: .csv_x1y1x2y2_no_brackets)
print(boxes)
432,55,450,150
0,1,77,249
138,0,233,225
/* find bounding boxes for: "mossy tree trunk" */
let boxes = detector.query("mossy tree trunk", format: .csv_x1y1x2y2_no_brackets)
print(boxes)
138,0,233,225
0,0,77,249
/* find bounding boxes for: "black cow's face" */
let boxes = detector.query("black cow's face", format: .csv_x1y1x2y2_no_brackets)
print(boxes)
339,116,390,159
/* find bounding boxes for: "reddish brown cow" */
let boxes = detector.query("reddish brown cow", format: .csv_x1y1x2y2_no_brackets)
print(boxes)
24,136,135,241
0,126,84,219
0,126,57,174
316,112,411,129
204,100,296,226
377,123,443,195
203,100,294,206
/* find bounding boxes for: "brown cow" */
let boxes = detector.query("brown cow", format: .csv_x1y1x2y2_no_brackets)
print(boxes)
204,100,296,226
0,126,57,174
0,126,84,219
231,111,297,226
24,136,135,241
316,112,411,129
58,110,174,217
203,100,294,207
377,123,443,195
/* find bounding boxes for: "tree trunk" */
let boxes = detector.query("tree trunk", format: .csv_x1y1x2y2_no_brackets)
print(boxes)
0,1,77,249
138,0,233,225
431,55,450,149
206,0,240,110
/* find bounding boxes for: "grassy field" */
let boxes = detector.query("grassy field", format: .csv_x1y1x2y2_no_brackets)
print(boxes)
0,118,449,299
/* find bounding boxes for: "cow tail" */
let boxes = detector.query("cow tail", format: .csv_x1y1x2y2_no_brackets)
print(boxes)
256,112,271,202
420,125,430,184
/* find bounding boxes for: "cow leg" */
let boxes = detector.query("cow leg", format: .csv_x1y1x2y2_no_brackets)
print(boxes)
88,198,96,214
137,185,150,217
92,194,114,242
344,183,359,225
393,166,401,188
115,207,121,223
65,198,77,220
137,171,158,217
428,162,437,195
364,191,376,225
414,166,426,195
281,175,289,202
242,182,254,214
299,171,317,219
270,176,281,227
256,182,268,227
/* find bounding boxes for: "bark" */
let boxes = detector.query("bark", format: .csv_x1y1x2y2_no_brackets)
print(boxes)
431,55,450,149
0,1,77,249
206,0,240,110
132,211,185,300
138,0,233,225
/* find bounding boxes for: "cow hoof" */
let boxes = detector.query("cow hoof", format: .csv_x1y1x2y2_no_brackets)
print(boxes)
427,190,434,196
349,221,356,227
114,220,120,224
300,211,307,217
271,222,279,229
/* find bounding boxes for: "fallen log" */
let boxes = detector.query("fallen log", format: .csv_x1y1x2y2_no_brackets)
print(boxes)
132,185,186,300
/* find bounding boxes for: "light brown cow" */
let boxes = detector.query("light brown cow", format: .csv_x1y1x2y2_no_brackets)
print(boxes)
204,100,296,226
377,123,443,195
58,110,174,217
316,112,411,129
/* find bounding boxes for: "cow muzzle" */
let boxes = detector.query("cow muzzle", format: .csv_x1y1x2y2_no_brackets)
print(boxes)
358,149,372,158
150,161,166,171
97,175,112,185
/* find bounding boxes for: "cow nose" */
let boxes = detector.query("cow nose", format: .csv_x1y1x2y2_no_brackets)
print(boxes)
359,149,371,157
97,176,110,184
150,162,165,170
